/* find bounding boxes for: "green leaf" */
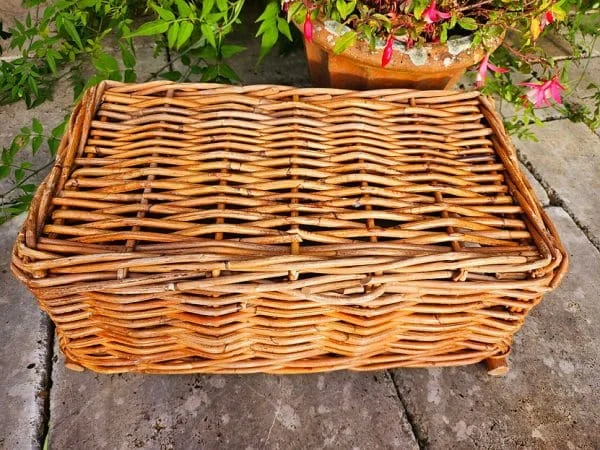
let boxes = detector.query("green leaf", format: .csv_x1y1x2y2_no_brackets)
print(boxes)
221,44,246,58
257,2,279,22
0,165,10,180
174,0,192,18
83,74,106,91
32,118,43,134
287,2,304,23
48,138,60,155
336,0,357,20
458,17,478,31
108,70,122,82
413,4,426,20
216,0,228,12
201,65,219,81
124,69,136,83
23,0,45,6
52,120,66,138
46,54,57,75
119,44,136,68
449,12,458,29
93,52,119,73
62,18,83,49
15,168,25,183
440,23,448,43
200,23,216,48
32,135,44,154
218,63,241,82
258,24,278,61
125,20,169,38
159,71,183,81
277,17,292,41
152,5,175,21
333,31,357,55
1,149,10,165
197,46,218,60
177,21,194,49
167,22,179,48
201,0,215,20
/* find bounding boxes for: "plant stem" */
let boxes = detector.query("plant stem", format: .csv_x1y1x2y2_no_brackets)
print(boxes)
0,160,53,199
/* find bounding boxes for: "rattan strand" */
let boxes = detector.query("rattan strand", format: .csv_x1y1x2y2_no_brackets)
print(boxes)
12,81,568,374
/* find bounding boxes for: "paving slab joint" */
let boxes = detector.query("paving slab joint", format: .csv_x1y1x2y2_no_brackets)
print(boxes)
38,321,55,450
516,149,600,252
385,370,427,449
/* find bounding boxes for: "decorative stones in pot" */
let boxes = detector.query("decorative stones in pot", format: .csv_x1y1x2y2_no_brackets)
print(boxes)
299,19,503,90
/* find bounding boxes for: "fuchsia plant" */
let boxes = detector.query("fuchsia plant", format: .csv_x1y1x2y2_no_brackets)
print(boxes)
282,0,600,117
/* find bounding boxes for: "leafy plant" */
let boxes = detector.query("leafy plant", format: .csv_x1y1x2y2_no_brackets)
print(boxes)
0,117,66,222
0,0,292,223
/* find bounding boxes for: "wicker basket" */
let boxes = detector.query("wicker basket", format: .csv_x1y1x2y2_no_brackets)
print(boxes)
12,81,568,375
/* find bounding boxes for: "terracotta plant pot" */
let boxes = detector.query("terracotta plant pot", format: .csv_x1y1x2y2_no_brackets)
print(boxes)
300,19,503,90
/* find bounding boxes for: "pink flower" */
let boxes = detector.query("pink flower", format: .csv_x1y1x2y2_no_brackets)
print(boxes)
381,36,394,68
422,1,451,24
540,11,555,31
476,54,509,88
304,15,313,43
520,75,566,108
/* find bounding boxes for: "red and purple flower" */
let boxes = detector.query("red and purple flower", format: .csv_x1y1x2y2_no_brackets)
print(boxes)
520,75,566,108
422,1,451,24
476,54,509,88
540,10,555,32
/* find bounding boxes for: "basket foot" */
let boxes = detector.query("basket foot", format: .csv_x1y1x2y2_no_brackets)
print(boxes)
65,360,85,372
485,350,510,377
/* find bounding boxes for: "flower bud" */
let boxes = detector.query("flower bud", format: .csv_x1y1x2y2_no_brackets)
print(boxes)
381,37,394,67
304,15,313,43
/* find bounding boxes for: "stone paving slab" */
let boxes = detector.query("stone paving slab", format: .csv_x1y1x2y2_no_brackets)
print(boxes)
560,56,600,129
49,360,418,449
513,120,600,248
392,207,600,449
0,214,52,450
229,42,310,87
0,0,27,32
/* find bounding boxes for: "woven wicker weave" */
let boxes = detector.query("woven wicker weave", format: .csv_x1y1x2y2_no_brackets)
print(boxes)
12,81,567,375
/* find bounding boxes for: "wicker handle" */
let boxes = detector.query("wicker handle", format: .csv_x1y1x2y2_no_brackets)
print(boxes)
302,285,386,306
